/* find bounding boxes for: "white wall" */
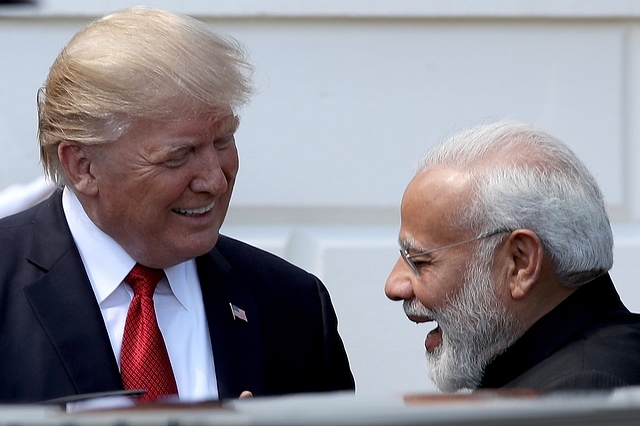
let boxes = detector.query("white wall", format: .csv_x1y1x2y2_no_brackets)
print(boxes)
3,0,640,397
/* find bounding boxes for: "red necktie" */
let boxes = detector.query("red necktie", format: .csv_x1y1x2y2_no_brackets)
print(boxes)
120,263,178,402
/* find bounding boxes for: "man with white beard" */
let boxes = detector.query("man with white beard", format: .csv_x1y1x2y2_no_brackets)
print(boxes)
385,120,640,392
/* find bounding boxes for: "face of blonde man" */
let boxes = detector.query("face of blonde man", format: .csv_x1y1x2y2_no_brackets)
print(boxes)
60,111,240,269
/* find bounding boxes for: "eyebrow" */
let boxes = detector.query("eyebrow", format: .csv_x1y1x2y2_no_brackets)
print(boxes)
154,142,196,160
398,238,428,254
218,115,240,135
152,115,241,160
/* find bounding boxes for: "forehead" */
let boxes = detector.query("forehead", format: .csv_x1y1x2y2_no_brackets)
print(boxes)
400,167,472,247
147,111,237,137
118,112,238,149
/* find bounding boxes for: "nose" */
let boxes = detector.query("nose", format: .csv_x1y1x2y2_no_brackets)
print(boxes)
190,145,229,194
385,257,416,301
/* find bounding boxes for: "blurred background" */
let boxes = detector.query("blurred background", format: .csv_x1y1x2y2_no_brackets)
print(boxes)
3,0,640,397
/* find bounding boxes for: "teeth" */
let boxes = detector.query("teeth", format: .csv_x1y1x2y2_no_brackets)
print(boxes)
173,201,215,216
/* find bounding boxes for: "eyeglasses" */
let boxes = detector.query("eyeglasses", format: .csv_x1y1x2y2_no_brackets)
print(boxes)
400,229,511,277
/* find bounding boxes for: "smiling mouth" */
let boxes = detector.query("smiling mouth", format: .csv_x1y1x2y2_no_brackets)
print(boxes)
172,201,215,216
406,314,442,353
403,299,444,352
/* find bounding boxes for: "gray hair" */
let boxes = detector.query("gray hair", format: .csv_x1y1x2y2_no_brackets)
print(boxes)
418,120,613,287
38,6,254,185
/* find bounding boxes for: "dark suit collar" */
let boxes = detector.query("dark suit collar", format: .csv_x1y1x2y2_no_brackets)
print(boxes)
23,190,123,397
480,273,622,388
197,240,265,399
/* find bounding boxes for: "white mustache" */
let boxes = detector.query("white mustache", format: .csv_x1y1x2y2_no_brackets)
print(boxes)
403,298,435,320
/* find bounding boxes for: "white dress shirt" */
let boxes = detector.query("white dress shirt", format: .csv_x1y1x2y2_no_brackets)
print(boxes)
62,188,218,401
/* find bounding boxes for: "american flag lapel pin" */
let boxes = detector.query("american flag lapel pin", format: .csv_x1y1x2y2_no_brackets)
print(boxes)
230,303,248,322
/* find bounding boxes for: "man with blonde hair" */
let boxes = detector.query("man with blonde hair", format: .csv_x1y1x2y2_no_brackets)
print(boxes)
0,7,353,403
386,120,640,391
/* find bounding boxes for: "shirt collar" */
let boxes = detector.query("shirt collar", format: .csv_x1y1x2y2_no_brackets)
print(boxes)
62,187,194,311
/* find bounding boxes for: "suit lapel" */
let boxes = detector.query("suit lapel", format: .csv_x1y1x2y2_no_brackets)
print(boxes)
196,250,264,399
23,192,122,396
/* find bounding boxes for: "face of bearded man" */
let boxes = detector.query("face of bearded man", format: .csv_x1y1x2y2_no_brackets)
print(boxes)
403,241,524,392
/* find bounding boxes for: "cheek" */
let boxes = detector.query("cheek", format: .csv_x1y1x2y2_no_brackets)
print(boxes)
490,268,511,304
109,184,176,222
485,252,511,302
412,277,445,308
417,269,467,309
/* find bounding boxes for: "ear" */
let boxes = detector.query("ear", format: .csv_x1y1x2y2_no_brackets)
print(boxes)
58,141,98,196
503,229,544,301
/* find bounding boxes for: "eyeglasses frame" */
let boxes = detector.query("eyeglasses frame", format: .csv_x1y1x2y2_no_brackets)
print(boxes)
399,228,512,277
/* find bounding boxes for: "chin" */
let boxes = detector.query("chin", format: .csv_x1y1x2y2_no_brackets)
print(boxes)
186,234,220,255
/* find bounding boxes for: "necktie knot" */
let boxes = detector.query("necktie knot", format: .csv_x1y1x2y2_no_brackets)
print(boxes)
125,263,164,298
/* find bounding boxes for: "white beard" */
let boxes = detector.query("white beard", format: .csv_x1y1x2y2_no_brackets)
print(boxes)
404,252,524,392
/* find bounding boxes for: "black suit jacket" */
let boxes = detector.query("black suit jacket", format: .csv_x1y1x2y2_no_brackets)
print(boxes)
479,273,640,390
0,191,354,403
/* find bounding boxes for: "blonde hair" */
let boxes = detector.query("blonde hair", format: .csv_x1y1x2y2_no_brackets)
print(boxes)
38,6,254,184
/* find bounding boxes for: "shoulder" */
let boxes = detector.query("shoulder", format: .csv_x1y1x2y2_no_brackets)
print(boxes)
0,189,62,230
0,200,41,229
203,235,330,312
214,234,317,283
512,311,640,390
0,191,65,254
0,200,45,251
579,310,640,371
0,191,72,282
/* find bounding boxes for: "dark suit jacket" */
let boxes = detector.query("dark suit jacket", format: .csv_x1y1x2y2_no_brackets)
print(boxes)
0,191,354,403
479,273,640,390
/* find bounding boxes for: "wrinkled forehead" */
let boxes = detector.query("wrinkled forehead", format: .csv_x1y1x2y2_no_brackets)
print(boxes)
399,167,474,247
139,107,238,130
